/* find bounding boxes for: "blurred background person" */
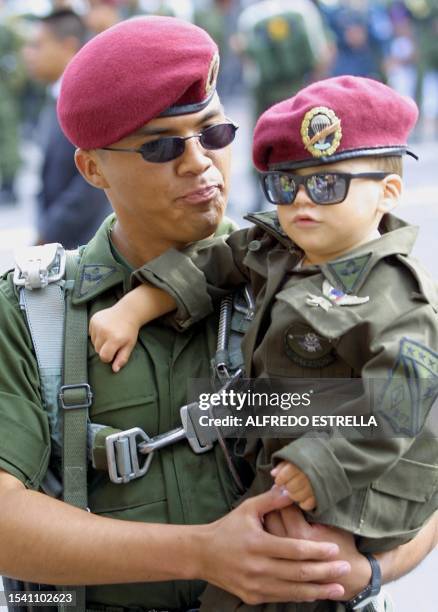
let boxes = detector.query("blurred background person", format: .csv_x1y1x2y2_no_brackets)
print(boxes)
22,8,111,248
233,0,334,209
385,1,418,100
414,0,438,139
320,0,389,80
194,0,243,99
236,0,333,121
84,0,121,34
0,5,24,206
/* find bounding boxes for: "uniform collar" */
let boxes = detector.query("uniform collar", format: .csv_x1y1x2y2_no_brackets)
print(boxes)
245,211,419,294
72,213,240,304
321,214,418,294
72,214,129,305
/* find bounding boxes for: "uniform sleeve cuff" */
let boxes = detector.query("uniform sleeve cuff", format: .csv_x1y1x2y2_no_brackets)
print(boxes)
273,435,352,513
132,248,213,330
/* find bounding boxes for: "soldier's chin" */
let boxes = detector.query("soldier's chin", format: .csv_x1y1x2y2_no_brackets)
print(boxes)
189,203,225,241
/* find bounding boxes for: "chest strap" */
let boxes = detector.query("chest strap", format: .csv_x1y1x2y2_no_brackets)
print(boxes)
90,371,243,485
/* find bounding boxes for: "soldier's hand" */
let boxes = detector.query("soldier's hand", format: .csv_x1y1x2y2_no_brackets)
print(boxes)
271,461,316,511
197,487,347,605
274,504,372,601
89,305,138,372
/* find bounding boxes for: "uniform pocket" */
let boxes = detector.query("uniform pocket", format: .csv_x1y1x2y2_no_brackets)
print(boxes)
361,457,438,538
262,280,361,377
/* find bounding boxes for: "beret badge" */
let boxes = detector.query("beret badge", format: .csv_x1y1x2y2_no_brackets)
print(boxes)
206,52,220,96
300,106,342,158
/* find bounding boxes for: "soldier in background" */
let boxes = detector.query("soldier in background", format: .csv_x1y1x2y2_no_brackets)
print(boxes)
0,17,23,206
237,0,333,121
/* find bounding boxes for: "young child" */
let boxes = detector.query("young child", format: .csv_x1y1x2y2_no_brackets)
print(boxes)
90,76,438,609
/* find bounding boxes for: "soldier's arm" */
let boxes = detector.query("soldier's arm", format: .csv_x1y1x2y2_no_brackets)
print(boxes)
375,512,438,586
0,471,350,604
268,505,438,601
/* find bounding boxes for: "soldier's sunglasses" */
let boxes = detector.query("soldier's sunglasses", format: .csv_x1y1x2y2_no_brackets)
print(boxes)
101,122,238,163
261,171,390,206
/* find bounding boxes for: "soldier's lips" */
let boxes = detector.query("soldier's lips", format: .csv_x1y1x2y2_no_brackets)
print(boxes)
179,184,220,204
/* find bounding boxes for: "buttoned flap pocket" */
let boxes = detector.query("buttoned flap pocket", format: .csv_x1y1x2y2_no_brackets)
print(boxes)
372,457,438,502
264,279,364,375
276,279,364,341
88,339,158,434
361,458,438,537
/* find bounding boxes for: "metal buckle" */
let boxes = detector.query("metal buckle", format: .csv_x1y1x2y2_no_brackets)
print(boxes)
105,427,154,484
59,383,93,410
180,403,214,454
13,243,66,290
105,411,216,484
233,285,255,320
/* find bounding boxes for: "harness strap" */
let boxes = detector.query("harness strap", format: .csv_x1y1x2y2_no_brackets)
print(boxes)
60,251,90,612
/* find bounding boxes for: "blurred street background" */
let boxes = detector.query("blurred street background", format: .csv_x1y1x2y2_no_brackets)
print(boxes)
0,1,437,610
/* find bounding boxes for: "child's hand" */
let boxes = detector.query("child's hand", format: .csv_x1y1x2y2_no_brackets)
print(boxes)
271,461,316,511
89,305,139,373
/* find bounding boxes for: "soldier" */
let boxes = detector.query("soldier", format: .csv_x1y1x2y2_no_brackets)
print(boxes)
90,75,438,611
0,19,22,206
0,16,362,611
0,17,436,612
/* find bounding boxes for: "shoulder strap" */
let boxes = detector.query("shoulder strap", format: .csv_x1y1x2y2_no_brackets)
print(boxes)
59,251,89,612
14,245,88,612
60,250,90,510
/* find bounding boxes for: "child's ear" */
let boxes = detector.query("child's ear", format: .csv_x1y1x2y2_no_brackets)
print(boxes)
75,148,110,189
378,174,402,214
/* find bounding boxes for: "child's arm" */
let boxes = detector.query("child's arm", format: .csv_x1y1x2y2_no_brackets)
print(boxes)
271,461,316,511
89,284,176,372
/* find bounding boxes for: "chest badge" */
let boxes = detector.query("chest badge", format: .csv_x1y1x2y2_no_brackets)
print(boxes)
284,321,336,368
306,279,369,311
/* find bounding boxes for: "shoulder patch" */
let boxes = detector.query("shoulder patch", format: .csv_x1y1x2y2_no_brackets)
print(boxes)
327,253,372,294
78,264,116,298
378,337,438,436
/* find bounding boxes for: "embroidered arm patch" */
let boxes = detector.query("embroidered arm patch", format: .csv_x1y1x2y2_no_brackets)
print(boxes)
378,338,438,436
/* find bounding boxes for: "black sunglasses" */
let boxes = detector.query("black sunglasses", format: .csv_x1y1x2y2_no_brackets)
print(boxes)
261,171,390,206
101,122,238,163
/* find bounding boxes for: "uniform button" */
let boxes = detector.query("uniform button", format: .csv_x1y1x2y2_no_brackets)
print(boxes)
248,240,262,252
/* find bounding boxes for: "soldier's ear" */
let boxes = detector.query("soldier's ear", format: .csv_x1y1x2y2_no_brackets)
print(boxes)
75,149,110,189
378,174,402,213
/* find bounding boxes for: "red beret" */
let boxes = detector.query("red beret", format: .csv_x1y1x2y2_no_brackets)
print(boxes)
253,76,419,171
57,16,220,148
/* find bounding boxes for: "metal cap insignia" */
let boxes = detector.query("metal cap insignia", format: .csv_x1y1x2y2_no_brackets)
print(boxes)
300,106,342,158
205,52,220,96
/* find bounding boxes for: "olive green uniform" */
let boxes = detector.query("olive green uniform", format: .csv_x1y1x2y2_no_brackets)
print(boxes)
0,215,241,610
136,211,438,610
0,22,22,188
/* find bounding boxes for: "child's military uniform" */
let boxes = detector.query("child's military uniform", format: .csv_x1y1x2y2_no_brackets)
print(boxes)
134,76,438,611
137,211,438,552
